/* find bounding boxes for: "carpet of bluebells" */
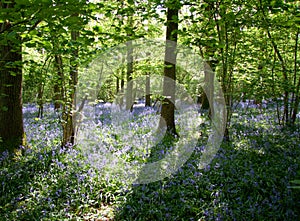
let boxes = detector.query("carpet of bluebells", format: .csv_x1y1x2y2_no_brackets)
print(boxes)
0,101,300,220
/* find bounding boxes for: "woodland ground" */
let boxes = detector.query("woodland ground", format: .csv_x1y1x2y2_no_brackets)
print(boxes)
0,101,300,221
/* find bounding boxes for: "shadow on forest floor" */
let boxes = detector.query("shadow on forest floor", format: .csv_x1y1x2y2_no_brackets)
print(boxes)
113,117,300,221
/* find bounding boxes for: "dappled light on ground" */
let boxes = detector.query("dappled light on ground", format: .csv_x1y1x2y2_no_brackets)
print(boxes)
0,102,299,220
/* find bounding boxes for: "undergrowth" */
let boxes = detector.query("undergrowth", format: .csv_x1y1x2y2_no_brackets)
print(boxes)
0,103,299,220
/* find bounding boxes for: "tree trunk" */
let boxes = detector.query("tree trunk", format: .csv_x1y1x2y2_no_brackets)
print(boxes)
159,1,180,137
214,4,232,141
0,1,24,152
53,54,63,110
291,28,299,124
62,27,79,146
120,70,125,107
126,39,133,111
266,29,289,125
116,76,120,93
201,60,215,119
201,1,215,117
259,0,290,125
37,83,44,118
145,73,151,107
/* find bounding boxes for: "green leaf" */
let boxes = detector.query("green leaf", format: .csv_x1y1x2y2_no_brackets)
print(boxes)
189,7,196,13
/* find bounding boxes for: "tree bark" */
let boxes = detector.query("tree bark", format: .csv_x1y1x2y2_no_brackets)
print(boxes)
37,83,44,118
116,76,120,93
145,73,151,107
202,60,215,118
159,1,180,137
126,38,133,111
62,26,79,146
53,54,63,110
0,1,24,152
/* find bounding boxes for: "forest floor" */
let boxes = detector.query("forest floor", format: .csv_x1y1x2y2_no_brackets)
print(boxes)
0,101,300,220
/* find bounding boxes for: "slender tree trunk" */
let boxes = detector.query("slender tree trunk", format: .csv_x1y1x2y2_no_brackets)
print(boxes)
159,1,180,137
116,76,120,93
145,52,151,107
201,1,215,116
54,54,63,110
266,29,289,125
120,69,125,107
37,83,44,118
214,6,230,141
271,51,282,125
126,38,133,111
202,60,215,119
291,28,300,124
0,1,24,152
121,76,125,90
145,73,151,107
259,0,289,125
62,25,79,146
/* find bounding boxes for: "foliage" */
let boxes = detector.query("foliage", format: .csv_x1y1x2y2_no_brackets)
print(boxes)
0,106,118,220
1,0,300,220
1,103,299,220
